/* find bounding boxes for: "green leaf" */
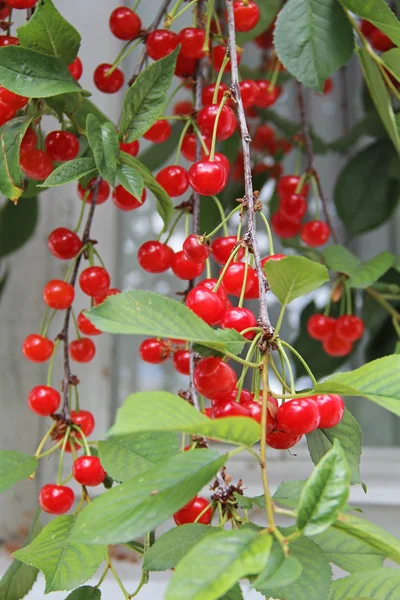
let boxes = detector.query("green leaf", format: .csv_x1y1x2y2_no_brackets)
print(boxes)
119,152,173,229
0,197,38,257
234,493,266,510
166,529,272,600
71,450,225,545
274,0,354,92
323,245,361,276
349,252,394,288
328,569,400,600
86,115,119,184
340,0,400,47
273,480,307,508
219,585,243,600
334,141,400,234
65,587,101,599
109,391,261,446
0,117,33,201
139,123,183,171
98,432,179,482
0,47,82,97
264,256,329,304
306,409,363,485
236,0,280,44
253,538,303,591
46,95,109,133
120,47,179,142
13,516,106,593
17,0,81,63
297,440,350,536
40,157,96,187
85,290,246,355
0,450,37,494
382,48,400,82
143,524,220,572
116,163,144,199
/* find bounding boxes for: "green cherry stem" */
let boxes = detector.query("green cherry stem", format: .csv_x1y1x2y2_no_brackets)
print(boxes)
277,344,295,396
203,0,215,53
108,37,143,75
238,247,249,307
46,339,61,387
258,212,275,255
108,554,131,600
190,118,211,155
269,353,292,394
57,427,71,486
92,247,106,269
224,349,262,369
270,302,287,342
41,308,57,338
212,53,231,104
175,118,193,165
280,340,318,388
205,203,241,239
71,308,81,339
161,209,185,244
209,95,228,161
213,244,241,292
167,0,198,24
74,190,89,233
72,425,91,456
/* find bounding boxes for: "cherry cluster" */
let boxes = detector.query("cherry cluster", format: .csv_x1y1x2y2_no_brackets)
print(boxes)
308,313,365,357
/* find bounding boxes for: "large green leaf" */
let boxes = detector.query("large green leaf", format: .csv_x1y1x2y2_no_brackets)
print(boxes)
86,115,119,184
98,431,179,482
0,117,33,201
85,290,246,355
236,0,280,44
382,48,400,83
116,163,144,199
323,245,361,276
120,47,179,142
334,141,400,234
253,538,303,590
71,450,225,545
297,440,350,536
274,0,354,92
40,157,97,187
306,409,363,485
349,252,394,289
0,197,38,257
165,529,272,600
0,450,37,494
329,569,400,600
109,391,261,446
46,96,109,133
341,0,400,47
264,256,329,304
273,480,307,508
0,47,82,97
17,0,81,63
65,587,101,599
13,516,106,593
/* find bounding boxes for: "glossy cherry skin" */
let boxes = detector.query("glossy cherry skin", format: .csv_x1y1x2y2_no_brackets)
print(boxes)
173,100,193,116
48,227,82,260
94,63,124,93
198,104,237,141
335,315,364,342
172,349,190,375
254,81,281,108
188,160,227,195
172,251,205,280
120,139,140,157
277,175,309,197
20,149,53,180
197,278,228,301
230,1,260,31
73,456,106,486
39,485,74,515
181,133,211,162
143,119,172,143
109,7,142,40
239,79,259,107
28,385,60,416
77,311,102,336
301,220,330,247
0,36,19,47
211,237,244,265
43,280,74,310
20,127,37,154
212,44,240,72
69,338,96,363
370,29,394,52
271,211,301,239
186,286,226,326
261,254,286,267
222,263,257,296
22,334,54,363
202,82,230,106
112,186,146,211
212,400,250,419
138,240,174,273
183,234,211,263
178,27,206,58
307,314,336,341
0,85,28,109
277,398,320,435
79,267,111,297
93,288,121,306
323,335,353,357
156,165,189,197
139,338,171,363
253,125,276,152
173,497,212,525
267,430,302,450
78,178,110,204
44,131,80,162
146,29,179,60
241,394,278,433
68,57,83,80
312,394,345,429
221,307,257,339
194,357,237,399
71,410,96,436
7,0,37,7
280,193,307,222
244,275,260,300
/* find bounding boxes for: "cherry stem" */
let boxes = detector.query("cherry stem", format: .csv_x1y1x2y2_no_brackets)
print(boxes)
212,7,223,37
191,118,211,155
213,244,240,291
72,425,91,456
235,332,263,400
57,426,71,485
34,423,57,458
175,119,192,165
280,339,318,388
258,212,275,256
108,37,143,75
46,339,61,387
74,385,80,412
203,0,215,53
71,308,81,339
92,247,106,269
267,60,281,91
168,0,199,24
194,502,214,523
270,303,287,343
74,191,89,233
345,281,352,315
224,348,261,369
166,0,185,22
212,53,230,104
206,258,212,279
277,344,295,395
205,204,241,240
108,554,131,600
64,243,89,283
209,95,228,161
132,0,142,11
366,287,400,324
36,437,64,460
310,175,321,220
162,209,185,244
95,563,109,589
269,353,292,394
238,247,249,307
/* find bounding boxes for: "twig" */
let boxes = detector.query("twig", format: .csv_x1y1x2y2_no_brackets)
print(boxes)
225,0,273,333
296,81,339,243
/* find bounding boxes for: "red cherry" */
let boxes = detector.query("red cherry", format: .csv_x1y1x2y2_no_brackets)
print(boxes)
93,288,121,306
44,131,79,162
0,85,28,109
73,456,106,486
172,349,190,375
335,315,364,342
322,77,334,95
267,430,302,450
239,80,259,108
94,64,124,93
20,149,53,181
68,57,83,80
39,485,74,515
277,175,309,197
212,400,250,419
0,36,19,46
197,278,228,301
244,275,259,300
7,0,37,7
301,221,330,247
211,387,251,407
198,104,237,141
0,101,15,127
211,237,244,265
241,394,278,433
77,311,102,336
77,179,110,204
173,497,212,525
71,410,95,437
254,27,274,49
183,234,211,263
221,307,257,339
189,160,227,195
22,334,54,363
186,286,226,326
277,398,320,435
146,29,179,60
307,314,336,341
138,241,174,273
139,338,170,363
109,7,142,40
43,280,74,310
194,357,237,399
202,83,230,106
181,133,211,162
254,81,281,108
79,266,111,297
271,211,301,239
173,100,193,116
275,138,292,155
360,20,375,37
48,227,82,260
112,185,146,211
222,263,257,296
253,125,276,152
20,127,37,154
280,193,307,222
119,139,140,157
143,120,171,143
177,27,205,59
69,338,96,363
229,1,260,32
0,6,10,19
369,29,394,52
212,44,241,72
213,152,231,177
156,165,189,197
313,394,345,429
172,251,205,280
261,254,286,267
323,335,353,357
28,385,60,416
175,53,197,78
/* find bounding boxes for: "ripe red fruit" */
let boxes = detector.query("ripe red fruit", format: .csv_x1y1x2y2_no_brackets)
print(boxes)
77,178,110,204
335,315,364,342
212,44,240,72
0,36,19,47
221,307,257,339
211,237,244,265
222,263,257,296
44,131,79,162
369,29,394,52
261,254,286,266
212,400,250,419
173,497,212,525
43,280,74,310
323,77,334,95
0,85,28,109
77,311,102,336
172,349,190,375
307,314,336,341
79,266,111,296
28,385,60,416
301,220,330,247
277,398,320,435
313,394,345,429
175,54,198,77
188,160,227,195
22,334,54,363
146,29,179,60
183,234,211,263
241,394,278,433
178,27,205,59
173,100,193,116
360,20,375,37
197,278,228,301
280,193,307,222
20,149,53,180
277,175,309,197
267,430,302,450
186,286,226,326
20,127,37,154
69,338,96,363
0,6,10,19
119,139,139,157
39,484,74,515
139,338,170,363
143,120,171,143
93,288,120,306
109,7,142,40
0,101,16,127
156,165,189,197
271,211,301,239
230,1,260,32
198,104,237,141
194,357,237,399
94,63,124,93
181,133,211,162
68,57,83,80
254,81,281,108
239,79,260,107
253,125,276,152
172,251,205,280
213,152,231,177
48,227,82,260
323,335,353,357
138,241,174,273
71,410,95,437
7,0,37,7
202,82,229,106
112,186,146,211
73,456,106,486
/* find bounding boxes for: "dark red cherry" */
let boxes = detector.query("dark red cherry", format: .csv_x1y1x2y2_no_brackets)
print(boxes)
183,234,211,263
277,175,309,197
254,81,281,108
139,338,171,363
28,385,60,416
239,79,260,107
0,85,28,109
323,335,353,357
79,266,111,297
73,456,106,486
94,63,124,93
171,251,205,280
212,400,250,419
143,120,171,143
312,394,345,429
43,280,74,310
181,133,211,162
222,263,257,296
68,57,83,80
335,315,364,342
71,409,96,436
146,29,179,60
271,211,301,239
20,150,53,180
77,311,102,336
93,288,121,306
69,338,96,363
173,497,212,525
212,44,241,72
20,127,37,154
261,254,286,267
186,286,226,326
307,314,336,341
0,36,19,46
194,357,237,399
178,27,206,59
156,165,189,197
253,125,276,152
109,7,142,40
39,484,74,515
197,278,228,301
211,237,244,265
48,228,82,260
198,104,237,141
77,178,110,204
138,240,174,273
22,334,54,363
280,193,307,222
221,307,257,339
119,139,140,157
277,398,320,435
369,29,394,52
188,160,227,195
230,1,260,32
202,82,230,106
267,430,302,450
301,220,330,247
7,0,37,8
172,349,190,375
44,131,80,162
112,185,146,211
173,100,193,116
